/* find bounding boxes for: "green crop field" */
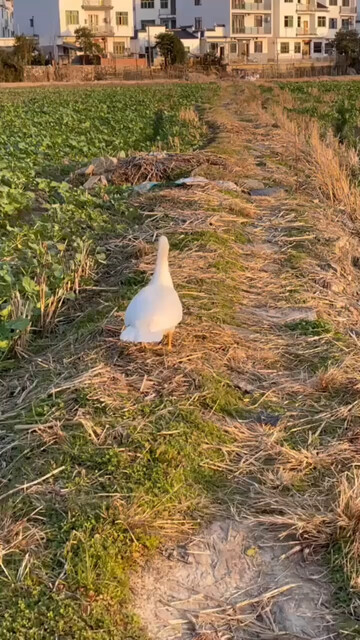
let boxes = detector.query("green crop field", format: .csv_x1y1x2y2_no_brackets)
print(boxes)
0,84,212,358
278,80,360,145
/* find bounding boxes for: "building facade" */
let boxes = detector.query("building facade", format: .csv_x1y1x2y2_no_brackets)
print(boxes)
133,0,177,30
0,0,14,38
14,0,134,58
230,0,273,63
274,0,357,62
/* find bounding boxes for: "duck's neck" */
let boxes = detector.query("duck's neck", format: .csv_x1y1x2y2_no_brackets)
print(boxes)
152,242,173,287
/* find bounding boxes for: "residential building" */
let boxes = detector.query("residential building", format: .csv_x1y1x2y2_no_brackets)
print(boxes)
230,0,273,63
14,0,134,59
133,0,177,30
274,0,357,61
131,22,165,61
201,25,231,59
0,0,14,38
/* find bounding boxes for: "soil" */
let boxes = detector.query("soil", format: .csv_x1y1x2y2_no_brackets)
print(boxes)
133,520,336,639
129,85,358,640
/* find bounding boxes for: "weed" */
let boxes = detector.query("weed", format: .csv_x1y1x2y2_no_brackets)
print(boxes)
287,319,333,336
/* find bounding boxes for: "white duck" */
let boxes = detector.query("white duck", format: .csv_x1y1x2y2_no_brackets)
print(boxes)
120,235,182,349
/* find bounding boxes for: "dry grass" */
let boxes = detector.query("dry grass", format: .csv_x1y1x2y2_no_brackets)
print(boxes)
221,82,360,606
267,89,360,219
111,151,229,186
179,107,200,125
172,584,299,640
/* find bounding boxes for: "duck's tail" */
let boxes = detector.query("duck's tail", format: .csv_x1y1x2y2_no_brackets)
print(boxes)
120,326,164,343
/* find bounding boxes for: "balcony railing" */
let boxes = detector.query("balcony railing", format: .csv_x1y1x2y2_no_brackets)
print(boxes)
91,24,115,35
232,24,271,34
82,0,113,8
340,5,356,13
232,0,271,10
296,3,319,11
296,26,317,35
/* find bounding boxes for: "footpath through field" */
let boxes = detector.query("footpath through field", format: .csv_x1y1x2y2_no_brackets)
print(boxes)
1,83,360,639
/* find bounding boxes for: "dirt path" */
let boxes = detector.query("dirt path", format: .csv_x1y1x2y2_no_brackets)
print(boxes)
0,77,215,90
130,86,360,639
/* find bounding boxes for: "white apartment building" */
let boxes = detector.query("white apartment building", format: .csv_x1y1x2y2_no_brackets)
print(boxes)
14,0,134,58
0,0,14,38
274,0,357,61
133,0,177,30
230,0,273,63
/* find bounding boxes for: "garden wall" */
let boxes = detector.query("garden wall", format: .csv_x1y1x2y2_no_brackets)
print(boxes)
23,59,148,83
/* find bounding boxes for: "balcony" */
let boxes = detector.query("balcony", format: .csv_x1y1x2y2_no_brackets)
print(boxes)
340,4,357,14
232,0,271,10
296,3,319,12
296,27,317,35
232,24,271,34
91,24,115,35
341,21,355,30
82,0,113,9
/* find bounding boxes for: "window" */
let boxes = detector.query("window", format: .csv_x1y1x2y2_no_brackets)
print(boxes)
141,19,155,28
254,15,263,27
294,42,301,53
313,41,322,53
65,10,79,26
297,16,301,27
329,0,337,4
232,15,245,33
317,16,326,27
254,41,263,53
342,0,350,6
160,0,168,7
329,18,337,28
116,12,128,26
194,17,202,29
280,42,290,53
342,19,351,29
230,41,237,53
195,0,202,4
284,16,293,28
88,14,99,27
284,0,293,2
325,41,333,54
113,41,125,55
141,1,154,8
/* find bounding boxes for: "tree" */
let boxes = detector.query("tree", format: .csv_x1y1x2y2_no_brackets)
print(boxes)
334,29,360,67
13,35,44,66
74,27,103,64
155,32,186,68
0,51,23,81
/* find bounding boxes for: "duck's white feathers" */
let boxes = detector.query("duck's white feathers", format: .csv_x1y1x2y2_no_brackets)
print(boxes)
120,236,182,344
